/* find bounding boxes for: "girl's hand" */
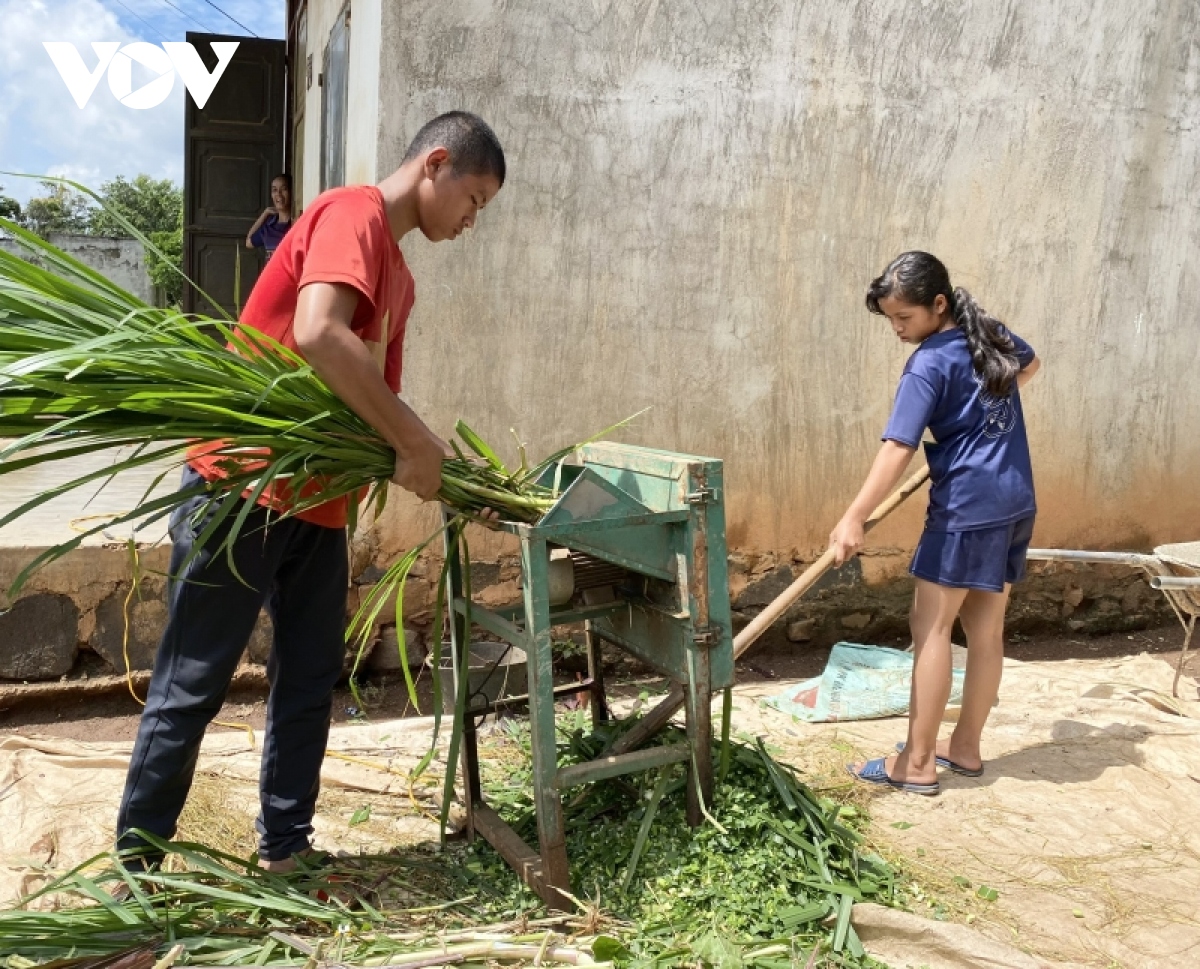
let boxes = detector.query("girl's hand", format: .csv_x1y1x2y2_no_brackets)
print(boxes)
829,516,865,566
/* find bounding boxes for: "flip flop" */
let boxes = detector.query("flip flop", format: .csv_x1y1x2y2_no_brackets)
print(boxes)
847,757,940,796
895,742,984,777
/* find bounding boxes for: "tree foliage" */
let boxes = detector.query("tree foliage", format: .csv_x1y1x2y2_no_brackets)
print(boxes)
146,226,184,306
88,175,182,238
91,175,185,306
22,181,91,237
0,186,21,223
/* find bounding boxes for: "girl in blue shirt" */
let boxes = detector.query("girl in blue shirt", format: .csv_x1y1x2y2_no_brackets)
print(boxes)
246,173,294,259
838,251,1041,796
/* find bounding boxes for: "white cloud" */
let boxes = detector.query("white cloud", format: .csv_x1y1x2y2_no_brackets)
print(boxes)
0,0,284,205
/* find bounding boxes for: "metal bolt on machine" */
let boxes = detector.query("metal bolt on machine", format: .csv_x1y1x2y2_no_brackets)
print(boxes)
442,442,735,908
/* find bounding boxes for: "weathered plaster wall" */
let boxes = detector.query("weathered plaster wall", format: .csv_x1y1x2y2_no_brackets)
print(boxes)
8,1,1199,682
0,234,153,305
368,0,1200,565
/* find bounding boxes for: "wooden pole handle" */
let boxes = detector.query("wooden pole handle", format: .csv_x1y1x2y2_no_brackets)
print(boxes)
732,464,930,659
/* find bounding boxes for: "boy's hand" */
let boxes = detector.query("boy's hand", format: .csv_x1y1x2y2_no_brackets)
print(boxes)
829,517,865,567
392,434,448,501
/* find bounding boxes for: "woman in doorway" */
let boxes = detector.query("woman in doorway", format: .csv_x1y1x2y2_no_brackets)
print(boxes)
246,174,293,259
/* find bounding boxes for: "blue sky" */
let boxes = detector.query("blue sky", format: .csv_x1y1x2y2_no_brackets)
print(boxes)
0,0,284,205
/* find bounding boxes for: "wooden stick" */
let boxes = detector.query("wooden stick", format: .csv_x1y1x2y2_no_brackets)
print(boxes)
606,465,930,756
731,464,930,658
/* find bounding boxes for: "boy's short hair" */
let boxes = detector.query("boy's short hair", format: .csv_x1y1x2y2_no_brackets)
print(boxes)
403,112,506,186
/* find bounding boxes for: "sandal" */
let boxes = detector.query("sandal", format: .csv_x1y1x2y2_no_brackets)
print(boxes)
847,757,940,796
895,742,984,777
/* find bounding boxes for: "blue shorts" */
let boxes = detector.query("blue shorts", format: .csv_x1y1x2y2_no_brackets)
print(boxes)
910,516,1035,593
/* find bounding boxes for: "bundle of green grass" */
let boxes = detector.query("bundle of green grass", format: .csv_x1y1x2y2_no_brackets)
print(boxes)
0,216,567,597
0,212,620,836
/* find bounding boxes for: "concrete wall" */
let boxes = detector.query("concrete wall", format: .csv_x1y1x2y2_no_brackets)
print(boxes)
359,0,1199,567
5,0,1166,684
0,234,153,304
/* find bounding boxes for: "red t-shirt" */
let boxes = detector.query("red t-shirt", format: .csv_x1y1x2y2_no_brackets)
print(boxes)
188,185,415,529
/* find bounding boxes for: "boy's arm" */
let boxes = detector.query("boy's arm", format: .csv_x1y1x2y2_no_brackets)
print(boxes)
829,441,917,565
293,281,447,500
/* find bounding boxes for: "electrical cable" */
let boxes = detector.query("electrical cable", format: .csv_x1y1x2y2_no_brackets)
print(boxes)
149,0,213,33
197,0,259,38
109,0,171,42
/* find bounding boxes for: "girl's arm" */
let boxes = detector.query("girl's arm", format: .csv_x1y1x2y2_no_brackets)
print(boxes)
245,208,274,248
829,440,917,565
1017,356,1040,389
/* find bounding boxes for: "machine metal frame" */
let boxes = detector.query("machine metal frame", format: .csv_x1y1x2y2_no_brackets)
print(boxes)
443,443,735,907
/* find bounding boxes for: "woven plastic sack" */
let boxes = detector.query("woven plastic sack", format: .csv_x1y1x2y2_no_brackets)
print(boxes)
765,642,966,722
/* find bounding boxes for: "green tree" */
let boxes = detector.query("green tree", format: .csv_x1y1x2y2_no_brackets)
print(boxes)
87,175,185,307
22,181,91,237
146,223,185,307
88,174,182,238
0,186,21,223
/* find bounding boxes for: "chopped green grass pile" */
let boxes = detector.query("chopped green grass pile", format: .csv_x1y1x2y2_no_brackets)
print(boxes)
468,719,895,966
0,722,896,969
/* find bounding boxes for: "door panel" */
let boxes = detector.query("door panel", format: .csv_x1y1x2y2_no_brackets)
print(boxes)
183,33,286,319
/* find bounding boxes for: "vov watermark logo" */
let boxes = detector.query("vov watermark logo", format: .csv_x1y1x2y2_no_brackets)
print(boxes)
43,41,239,110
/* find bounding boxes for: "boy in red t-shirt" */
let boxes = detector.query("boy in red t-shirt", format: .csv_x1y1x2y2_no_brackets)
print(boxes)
117,112,505,872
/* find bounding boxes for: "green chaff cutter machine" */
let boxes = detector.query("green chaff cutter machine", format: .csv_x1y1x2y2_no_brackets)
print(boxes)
443,442,735,907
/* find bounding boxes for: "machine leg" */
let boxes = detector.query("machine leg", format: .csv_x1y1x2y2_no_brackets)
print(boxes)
445,523,479,839
521,535,571,903
584,621,609,728
683,650,714,828
461,717,482,811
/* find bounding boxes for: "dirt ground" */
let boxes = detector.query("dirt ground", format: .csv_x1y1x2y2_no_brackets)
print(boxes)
0,623,1192,742
4,620,1200,968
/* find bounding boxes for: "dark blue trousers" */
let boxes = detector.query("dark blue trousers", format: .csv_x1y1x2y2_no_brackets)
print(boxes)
117,468,348,861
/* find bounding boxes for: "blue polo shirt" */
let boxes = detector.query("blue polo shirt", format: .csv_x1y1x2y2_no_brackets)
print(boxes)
883,326,1036,532
251,213,293,253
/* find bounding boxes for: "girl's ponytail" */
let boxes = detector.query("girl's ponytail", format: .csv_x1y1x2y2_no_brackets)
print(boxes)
866,251,1021,397
950,287,1019,396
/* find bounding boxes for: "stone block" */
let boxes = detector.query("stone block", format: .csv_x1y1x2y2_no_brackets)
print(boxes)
1120,583,1146,613
355,577,433,626
786,618,817,642
840,612,873,631
368,625,426,671
734,564,796,609
1061,584,1085,617
90,588,167,672
811,557,864,594
0,593,80,679
246,611,274,665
